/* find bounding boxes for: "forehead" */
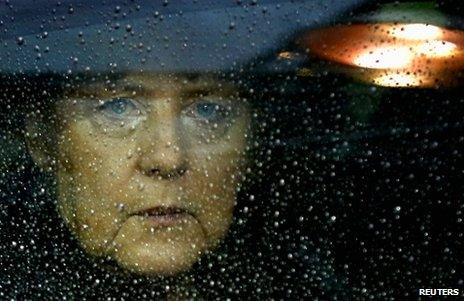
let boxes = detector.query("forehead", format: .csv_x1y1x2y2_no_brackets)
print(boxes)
65,73,237,99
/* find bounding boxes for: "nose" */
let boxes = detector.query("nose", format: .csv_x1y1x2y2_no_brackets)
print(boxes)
136,101,187,180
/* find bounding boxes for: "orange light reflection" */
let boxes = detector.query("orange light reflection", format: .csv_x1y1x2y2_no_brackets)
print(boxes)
300,23,464,88
389,23,443,40
372,73,431,88
354,46,414,69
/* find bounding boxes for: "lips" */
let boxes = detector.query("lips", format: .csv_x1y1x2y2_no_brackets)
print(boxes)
132,206,193,227
137,206,186,216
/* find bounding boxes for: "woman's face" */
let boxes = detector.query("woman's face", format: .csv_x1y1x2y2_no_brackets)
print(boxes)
38,73,250,275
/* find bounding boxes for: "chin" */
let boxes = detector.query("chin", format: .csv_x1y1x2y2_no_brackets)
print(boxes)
108,215,209,276
111,239,206,276
113,251,199,276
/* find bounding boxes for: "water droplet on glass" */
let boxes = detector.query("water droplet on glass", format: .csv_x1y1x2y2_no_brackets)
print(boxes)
116,203,125,212
16,37,25,45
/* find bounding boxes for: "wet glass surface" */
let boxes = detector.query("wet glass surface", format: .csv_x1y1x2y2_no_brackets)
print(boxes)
1,1,464,300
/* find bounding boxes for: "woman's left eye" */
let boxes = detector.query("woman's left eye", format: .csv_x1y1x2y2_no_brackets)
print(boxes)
97,98,138,117
189,101,230,122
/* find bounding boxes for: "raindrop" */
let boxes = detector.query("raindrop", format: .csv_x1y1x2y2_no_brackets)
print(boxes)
16,37,25,46
116,203,125,212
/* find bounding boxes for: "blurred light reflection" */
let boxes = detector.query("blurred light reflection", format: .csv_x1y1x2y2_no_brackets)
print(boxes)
372,73,430,87
354,46,413,69
417,40,457,57
390,23,443,40
299,23,464,88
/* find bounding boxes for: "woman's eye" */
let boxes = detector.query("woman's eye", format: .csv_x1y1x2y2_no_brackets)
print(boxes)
97,98,138,117
189,101,230,122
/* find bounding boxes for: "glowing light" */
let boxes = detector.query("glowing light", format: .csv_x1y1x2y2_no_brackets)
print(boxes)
416,40,457,57
278,51,296,59
390,23,443,40
372,73,430,87
296,68,314,77
300,22,464,88
354,46,413,69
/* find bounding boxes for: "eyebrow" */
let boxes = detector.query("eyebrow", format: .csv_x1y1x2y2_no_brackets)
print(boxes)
65,76,238,100
118,83,153,97
179,78,239,98
179,86,237,99
66,82,152,98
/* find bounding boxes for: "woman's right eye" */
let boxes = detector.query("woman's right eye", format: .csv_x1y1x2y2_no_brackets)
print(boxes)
97,98,139,118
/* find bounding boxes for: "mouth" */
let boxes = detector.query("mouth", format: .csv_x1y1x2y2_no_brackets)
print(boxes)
132,206,193,228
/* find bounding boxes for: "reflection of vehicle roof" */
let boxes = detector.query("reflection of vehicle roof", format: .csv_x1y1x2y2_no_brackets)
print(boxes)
0,0,366,73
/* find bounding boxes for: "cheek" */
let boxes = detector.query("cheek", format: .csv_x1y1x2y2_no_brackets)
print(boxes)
185,159,239,246
185,122,249,245
56,119,138,253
